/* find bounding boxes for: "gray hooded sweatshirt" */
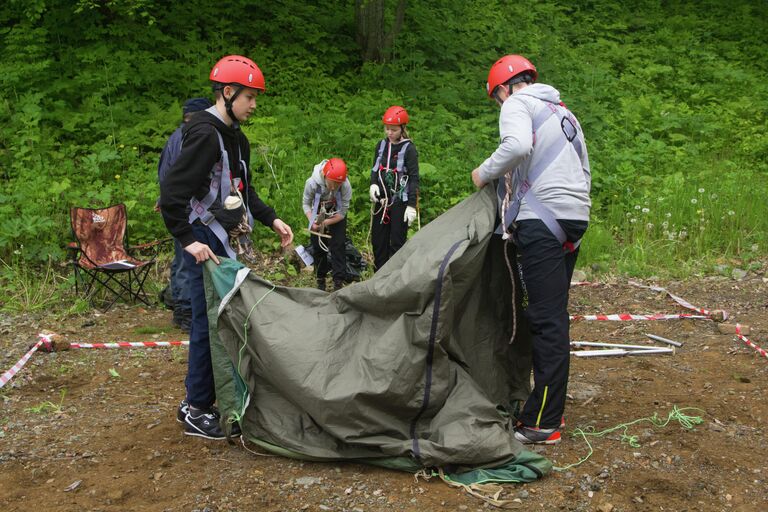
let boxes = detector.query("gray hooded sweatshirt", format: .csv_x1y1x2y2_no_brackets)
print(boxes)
302,160,353,218
478,83,591,222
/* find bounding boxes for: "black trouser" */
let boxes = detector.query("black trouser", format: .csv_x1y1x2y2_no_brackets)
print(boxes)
515,218,588,429
311,217,347,282
371,201,408,272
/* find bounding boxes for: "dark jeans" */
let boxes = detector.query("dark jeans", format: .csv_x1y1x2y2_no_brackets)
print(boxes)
371,201,408,272
311,217,347,282
182,224,229,409
515,218,588,429
171,238,191,311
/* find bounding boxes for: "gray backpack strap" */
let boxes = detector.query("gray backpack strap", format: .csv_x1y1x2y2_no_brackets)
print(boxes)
187,130,237,258
371,139,386,174
396,141,410,203
500,101,587,248
308,190,322,228
236,147,254,227
395,141,410,174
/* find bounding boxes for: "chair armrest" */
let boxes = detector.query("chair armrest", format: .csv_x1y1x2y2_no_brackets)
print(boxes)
129,237,172,251
129,237,173,261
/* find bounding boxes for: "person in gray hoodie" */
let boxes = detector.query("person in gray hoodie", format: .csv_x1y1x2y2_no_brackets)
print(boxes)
303,158,353,291
471,54,591,445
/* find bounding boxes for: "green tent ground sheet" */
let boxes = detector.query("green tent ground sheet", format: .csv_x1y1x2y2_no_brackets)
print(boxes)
204,187,551,486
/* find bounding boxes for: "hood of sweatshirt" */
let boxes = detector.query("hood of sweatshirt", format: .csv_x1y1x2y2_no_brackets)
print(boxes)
310,160,328,188
182,109,242,147
514,83,561,104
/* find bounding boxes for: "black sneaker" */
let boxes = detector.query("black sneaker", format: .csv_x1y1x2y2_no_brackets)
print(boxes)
184,409,226,440
178,401,241,439
177,400,220,423
159,285,175,310
172,306,192,333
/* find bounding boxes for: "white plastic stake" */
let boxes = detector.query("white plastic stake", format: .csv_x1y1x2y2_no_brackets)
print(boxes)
571,341,665,351
572,347,674,358
645,333,683,347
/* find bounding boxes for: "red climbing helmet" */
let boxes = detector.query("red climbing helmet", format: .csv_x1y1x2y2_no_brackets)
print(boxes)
486,55,537,98
323,158,348,182
210,55,265,92
382,105,409,125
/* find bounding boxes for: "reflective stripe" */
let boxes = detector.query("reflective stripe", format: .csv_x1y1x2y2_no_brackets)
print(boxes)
535,385,549,427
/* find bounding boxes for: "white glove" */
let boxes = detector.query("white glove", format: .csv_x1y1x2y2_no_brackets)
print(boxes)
404,206,417,226
369,184,380,203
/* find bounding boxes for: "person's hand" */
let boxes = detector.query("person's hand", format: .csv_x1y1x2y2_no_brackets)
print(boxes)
184,241,220,265
311,222,321,232
404,206,417,226
272,218,294,247
471,167,487,189
154,199,161,213
369,184,380,203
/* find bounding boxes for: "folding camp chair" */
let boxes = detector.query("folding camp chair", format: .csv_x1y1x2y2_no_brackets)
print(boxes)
67,204,168,311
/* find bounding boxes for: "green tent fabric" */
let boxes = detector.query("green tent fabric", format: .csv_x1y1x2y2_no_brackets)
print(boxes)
205,186,551,481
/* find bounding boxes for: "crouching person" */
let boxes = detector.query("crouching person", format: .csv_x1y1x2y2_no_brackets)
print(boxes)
303,158,352,291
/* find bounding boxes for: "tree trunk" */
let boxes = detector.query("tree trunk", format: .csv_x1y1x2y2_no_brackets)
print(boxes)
355,0,407,62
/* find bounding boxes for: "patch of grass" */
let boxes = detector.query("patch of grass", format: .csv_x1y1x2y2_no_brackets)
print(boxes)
24,389,67,415
55,363,73,375
169,346,187,365
0,256,67,313
580,170,767,277
133,326,167,335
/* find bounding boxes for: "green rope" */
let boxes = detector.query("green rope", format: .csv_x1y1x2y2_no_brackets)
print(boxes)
553,405,705,471
228,284,276,424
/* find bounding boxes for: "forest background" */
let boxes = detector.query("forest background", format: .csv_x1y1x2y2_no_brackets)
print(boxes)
1,0,767,309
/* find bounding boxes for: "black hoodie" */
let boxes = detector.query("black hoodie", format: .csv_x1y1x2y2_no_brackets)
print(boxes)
160,110,277,247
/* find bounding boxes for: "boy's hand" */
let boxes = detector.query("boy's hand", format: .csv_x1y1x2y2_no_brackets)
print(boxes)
272,219,294,247
471,167,486,189
184,241,220,265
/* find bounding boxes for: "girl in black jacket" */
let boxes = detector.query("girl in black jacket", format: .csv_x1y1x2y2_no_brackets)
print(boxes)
368,105,419,272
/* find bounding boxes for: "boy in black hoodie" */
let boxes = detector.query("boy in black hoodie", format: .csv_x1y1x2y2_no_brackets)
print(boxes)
160,55,293,440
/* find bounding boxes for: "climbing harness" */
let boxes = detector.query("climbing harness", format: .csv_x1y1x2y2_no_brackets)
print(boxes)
308,179,342,254
188,130,254,259
371,138,411,224
497,100,590,252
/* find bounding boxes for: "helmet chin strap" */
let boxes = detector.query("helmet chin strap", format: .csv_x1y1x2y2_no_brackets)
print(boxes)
223,85,244,130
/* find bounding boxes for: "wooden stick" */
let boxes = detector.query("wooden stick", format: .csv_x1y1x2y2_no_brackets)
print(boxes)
305,228,331,239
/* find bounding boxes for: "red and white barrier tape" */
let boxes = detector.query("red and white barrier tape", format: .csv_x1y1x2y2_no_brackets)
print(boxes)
570,313,708,321
69,340,189,349
628,280,728,320
0,333,52,389
735,324,768,360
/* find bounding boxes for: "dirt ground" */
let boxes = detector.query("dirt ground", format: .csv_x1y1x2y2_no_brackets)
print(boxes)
1,270,767,512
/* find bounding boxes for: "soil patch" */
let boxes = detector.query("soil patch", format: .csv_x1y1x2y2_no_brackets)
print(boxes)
1,275,767,511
